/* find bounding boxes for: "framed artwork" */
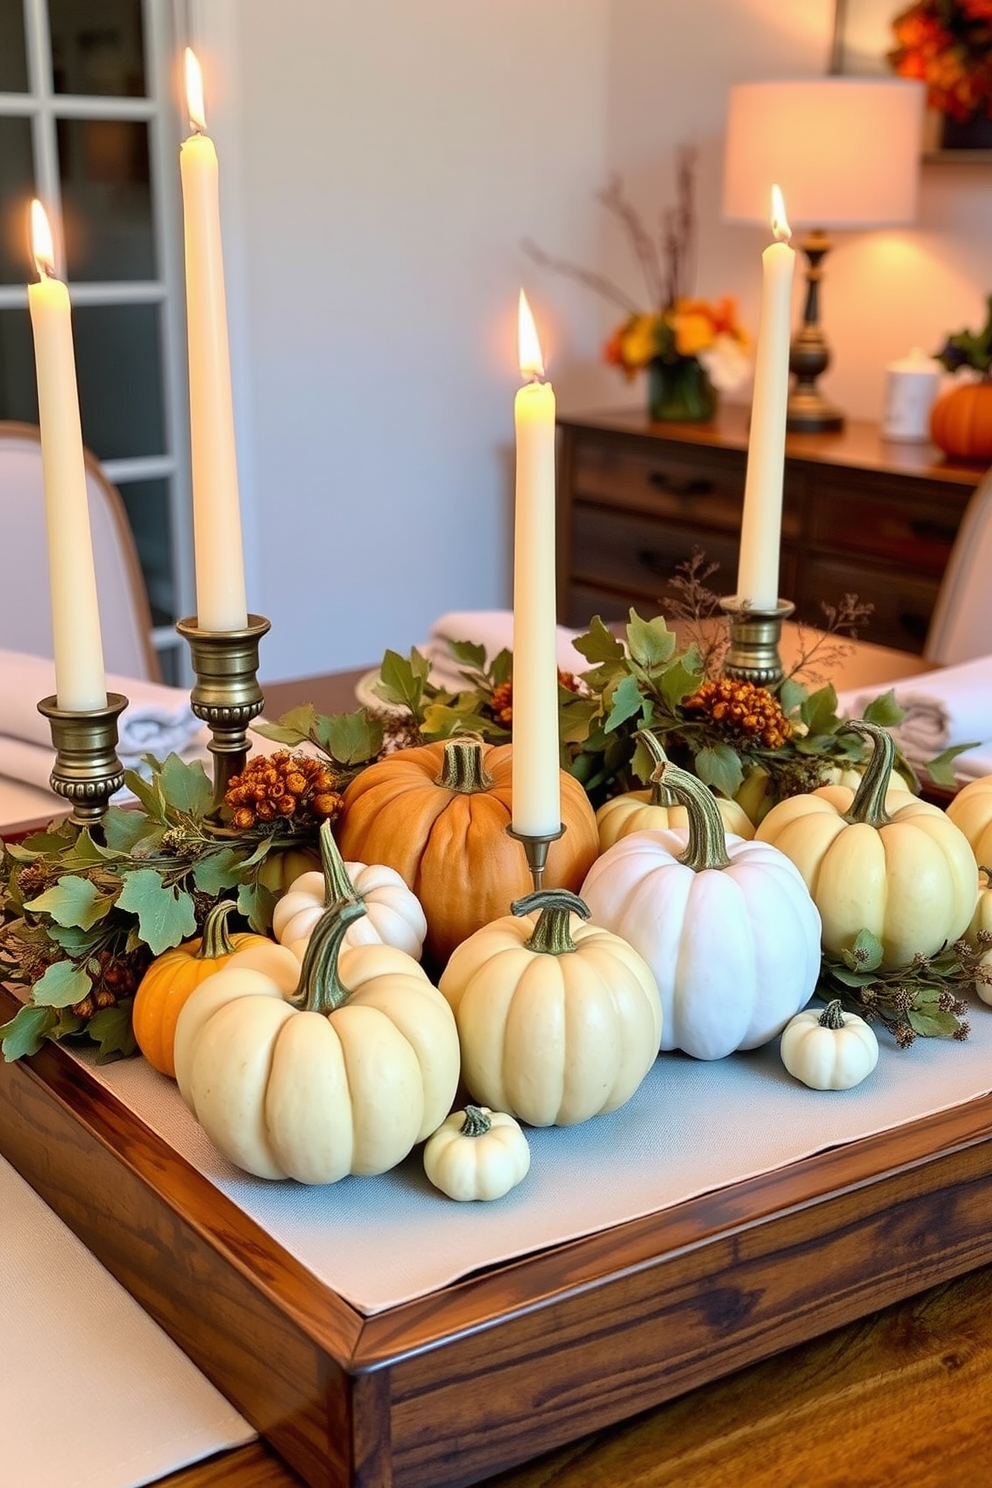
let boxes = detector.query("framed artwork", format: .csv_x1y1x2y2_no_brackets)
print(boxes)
832,0,992,160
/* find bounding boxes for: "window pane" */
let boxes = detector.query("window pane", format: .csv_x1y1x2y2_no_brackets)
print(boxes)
49,0,146,97
72,302,164,459
0,0,28,91
0,116,34,285
117,476,175,626
59,118,155,280
0,307,37,423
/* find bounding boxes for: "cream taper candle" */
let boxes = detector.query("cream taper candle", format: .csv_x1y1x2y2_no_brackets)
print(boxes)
512,291,560,838
735,185,795,610
180,47,248,633
27,200,108,713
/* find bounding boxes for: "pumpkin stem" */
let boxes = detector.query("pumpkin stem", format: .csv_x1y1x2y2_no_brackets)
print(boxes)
197,899,239,959
636,729,678,807
294,898,368,1015
435,737,495,793
512,888,590,955
651,762,731,872
318,818,359,907
841,720,895,828
460,1105,492,1137
819,999,847,1030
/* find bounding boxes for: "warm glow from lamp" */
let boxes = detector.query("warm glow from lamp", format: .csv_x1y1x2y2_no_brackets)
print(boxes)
722,79,924,229
722,76,924,432
185,46,206,133
518,289,545,380
31,199,55,277
770,184,791,244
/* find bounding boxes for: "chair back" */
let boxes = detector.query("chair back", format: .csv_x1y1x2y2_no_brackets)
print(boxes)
0,421,160,681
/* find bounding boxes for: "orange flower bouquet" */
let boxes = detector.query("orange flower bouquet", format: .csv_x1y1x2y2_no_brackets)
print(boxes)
889,0,992,138
524,148,750,422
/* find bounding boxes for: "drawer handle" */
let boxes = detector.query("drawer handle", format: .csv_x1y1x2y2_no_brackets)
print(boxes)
898,612,930,644
648,471,715,497
636,548,674,578
908,517,958,545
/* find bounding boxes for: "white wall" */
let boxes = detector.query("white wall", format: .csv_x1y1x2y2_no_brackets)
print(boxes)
198,0,992,682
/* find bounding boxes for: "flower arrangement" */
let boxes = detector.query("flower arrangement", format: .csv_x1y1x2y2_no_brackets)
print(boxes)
889,0,992,123
523,148,750,418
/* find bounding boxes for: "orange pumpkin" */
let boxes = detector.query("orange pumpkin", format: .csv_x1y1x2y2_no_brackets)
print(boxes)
334,737,599,965
132,900,274,1077
929,381,992,460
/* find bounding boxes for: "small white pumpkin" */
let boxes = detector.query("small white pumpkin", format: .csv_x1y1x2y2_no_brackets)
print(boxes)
271,818,427,960
423,1105,530,1201
780,1000,879,1091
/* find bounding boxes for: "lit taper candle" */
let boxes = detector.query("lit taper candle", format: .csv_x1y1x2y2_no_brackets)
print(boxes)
27,200,108,712
735,184,796,610
512,290,560,838
180,47,248,633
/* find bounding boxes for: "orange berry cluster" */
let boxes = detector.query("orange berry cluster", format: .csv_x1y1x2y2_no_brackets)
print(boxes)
224,750,342,830
489,670,582,728
683,677,792,749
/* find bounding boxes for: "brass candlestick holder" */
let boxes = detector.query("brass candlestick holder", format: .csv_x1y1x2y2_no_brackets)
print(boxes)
507,823,565,892
37,692,128,829
719,598,795,688
176,614,271,803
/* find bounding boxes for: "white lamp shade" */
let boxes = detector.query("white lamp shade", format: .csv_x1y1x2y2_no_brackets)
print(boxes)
722,78,925,229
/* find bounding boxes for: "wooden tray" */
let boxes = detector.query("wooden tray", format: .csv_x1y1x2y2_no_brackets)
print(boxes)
4,982,992,1488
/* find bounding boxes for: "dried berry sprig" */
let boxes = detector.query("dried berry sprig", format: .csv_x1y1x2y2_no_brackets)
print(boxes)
817,927,977,1045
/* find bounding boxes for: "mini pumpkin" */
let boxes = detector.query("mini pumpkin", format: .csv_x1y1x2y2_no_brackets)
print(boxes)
780,1000,879,1091
335,736,599,965
438,888,662,1126
173,898,461,1183
947,774,992,869
596,730,753,850
132,900,295,1079
755,721,976,968
580,762,822,1061
423,1105,530,1201
271,818,427,960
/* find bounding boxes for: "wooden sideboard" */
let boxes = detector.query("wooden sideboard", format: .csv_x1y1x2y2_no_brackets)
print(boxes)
556,404,987,654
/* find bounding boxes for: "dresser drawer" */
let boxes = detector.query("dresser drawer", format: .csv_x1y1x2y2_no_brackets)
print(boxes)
809,479,964,576
797,556,939,654
570,437,746,529
571,502,741,601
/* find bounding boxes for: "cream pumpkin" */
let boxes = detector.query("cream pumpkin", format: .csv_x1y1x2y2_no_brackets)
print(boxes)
423,1105,530,1201
438,889,662,1127
271,819,427,960
947,774,992,869
755,721,976,968
596,730,753,850
173,899,460,1183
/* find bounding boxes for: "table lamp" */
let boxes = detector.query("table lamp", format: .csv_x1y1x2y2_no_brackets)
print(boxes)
722,78,924,432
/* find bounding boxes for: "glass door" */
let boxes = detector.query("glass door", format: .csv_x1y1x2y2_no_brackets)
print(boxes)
0,0,192,681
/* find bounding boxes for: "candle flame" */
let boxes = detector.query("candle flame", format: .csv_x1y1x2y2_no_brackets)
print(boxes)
185,47,207,133
518,289,545,380
30,199,56,279
770,184,791,243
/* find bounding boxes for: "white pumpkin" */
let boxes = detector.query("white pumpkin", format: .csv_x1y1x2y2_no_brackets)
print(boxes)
271,818,427,960
423,1105,530,1201
173,899,460,1183
580,762,822,1061
780,1000,879,1090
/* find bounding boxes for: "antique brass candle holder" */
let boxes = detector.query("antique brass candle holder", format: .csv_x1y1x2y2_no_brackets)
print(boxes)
176,614,271,803
37,692,128,828
719,598,795,689
507,823,565,892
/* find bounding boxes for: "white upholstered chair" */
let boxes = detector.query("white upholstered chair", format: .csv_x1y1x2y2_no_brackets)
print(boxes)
0,420,160,681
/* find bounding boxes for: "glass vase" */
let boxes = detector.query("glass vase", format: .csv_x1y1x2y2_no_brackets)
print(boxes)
647,357,717,422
